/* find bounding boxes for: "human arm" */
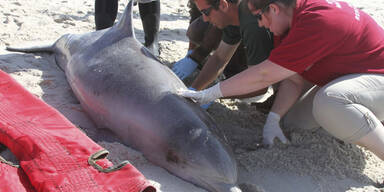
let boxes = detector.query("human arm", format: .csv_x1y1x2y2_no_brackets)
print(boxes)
171,41,223,80
178,59,303,146
191,41,239,90
219,59,296,97
262,74,306,146
172,53,199,80
179,59,296,104
172,17,223,80
270,74,306,117
219,60,301,146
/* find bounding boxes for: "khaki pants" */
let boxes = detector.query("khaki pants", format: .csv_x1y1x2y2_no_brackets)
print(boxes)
283,73,384,143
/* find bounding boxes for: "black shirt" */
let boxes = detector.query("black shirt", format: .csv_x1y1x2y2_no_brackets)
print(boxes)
222,0,274,65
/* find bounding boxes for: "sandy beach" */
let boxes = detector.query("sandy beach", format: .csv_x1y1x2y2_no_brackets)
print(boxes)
1,0,384,191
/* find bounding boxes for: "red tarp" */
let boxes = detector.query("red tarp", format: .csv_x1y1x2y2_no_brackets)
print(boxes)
0,70,156,192
0,162,35,192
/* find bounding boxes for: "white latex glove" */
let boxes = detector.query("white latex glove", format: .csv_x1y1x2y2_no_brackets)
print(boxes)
178,83,223,105
263,112,289,147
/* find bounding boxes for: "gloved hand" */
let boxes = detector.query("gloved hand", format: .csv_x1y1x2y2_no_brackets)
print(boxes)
172,51,198,80
186,49,193,56
178,83,223,105
262,112,289,147
188,87,213,109
200,102,213,110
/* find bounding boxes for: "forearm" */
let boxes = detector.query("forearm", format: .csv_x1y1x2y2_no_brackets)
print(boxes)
191,42,238,90
224,87,269,99
189,46,211,65
270,75,305,117
191,54,227,90
220,60,295,97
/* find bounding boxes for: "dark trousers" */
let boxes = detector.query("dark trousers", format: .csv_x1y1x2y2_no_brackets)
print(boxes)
94,0,160,47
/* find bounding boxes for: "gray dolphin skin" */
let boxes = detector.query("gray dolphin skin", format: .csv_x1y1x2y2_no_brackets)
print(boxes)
6,1,240,191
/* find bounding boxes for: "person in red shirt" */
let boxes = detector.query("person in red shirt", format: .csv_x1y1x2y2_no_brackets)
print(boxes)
178,0,384,161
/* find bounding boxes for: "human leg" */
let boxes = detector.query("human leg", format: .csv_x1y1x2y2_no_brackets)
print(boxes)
138,0,160,56
355,126,384,160
312,73,384,160
95,0,118,30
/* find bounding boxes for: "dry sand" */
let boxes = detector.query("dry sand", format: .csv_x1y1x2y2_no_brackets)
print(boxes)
0,0,384,191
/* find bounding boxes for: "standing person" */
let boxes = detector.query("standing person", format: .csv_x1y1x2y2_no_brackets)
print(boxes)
94,0,160,55
179,0,384,161
172,0,276,103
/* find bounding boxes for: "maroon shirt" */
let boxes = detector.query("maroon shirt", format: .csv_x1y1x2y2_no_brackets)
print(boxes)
269,0,384,86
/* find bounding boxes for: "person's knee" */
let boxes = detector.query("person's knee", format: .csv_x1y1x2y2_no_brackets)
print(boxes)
313,87,378,142
312,88,349,140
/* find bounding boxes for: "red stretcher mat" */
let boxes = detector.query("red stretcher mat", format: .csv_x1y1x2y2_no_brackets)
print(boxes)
0,162,35,192
0,70,156,192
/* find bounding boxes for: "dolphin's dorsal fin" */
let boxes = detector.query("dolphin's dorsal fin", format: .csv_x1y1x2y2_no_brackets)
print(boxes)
115,0,135,38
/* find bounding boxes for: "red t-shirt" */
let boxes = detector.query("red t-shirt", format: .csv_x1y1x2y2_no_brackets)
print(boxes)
269,0,384,86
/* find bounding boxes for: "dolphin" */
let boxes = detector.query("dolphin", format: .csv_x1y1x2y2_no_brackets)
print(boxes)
6,1,240,191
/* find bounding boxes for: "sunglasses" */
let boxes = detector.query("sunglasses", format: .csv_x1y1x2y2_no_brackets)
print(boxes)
254,0,278,21
201,6,215,16
200,0,220,16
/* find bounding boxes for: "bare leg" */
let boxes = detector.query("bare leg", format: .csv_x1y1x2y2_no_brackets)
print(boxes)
354,125,384,160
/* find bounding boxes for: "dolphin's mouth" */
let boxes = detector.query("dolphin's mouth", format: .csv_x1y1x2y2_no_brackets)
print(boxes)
164,153,237,189
169,159,237,191
194,176,240,192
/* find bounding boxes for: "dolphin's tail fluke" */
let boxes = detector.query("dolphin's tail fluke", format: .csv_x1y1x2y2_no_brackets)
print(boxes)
6,44,54,53
115,0,134,38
